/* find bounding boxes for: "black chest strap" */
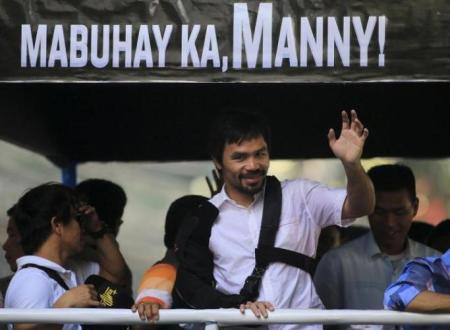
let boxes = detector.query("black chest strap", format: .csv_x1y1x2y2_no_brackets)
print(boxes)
21,263,69,290
239,176,314,302
255,246,315,272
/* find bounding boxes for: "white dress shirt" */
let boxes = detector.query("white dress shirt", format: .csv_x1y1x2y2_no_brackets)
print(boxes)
5,255,99,330
209,178,350,330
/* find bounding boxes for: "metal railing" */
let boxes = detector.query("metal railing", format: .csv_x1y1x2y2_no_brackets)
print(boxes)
1,309,450,329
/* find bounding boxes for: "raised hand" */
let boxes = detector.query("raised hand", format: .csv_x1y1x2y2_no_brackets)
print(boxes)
328,110,369,164
53,284,100,308
77,204,104,234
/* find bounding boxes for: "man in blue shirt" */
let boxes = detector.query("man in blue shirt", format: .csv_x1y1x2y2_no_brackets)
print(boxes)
384,249,450,330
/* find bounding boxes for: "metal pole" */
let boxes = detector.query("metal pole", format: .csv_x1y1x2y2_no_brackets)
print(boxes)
61,162,77,187
0,309,450,326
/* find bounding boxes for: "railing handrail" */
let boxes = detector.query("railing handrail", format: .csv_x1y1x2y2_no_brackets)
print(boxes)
0,309,449,326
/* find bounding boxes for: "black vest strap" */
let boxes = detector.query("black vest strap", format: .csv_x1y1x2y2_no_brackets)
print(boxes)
257,176,283,250
21,263,69,290
255,246,315,273
239,176,314,302
239,176,281,301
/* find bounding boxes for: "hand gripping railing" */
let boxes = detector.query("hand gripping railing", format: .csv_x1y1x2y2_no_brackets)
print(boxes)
1,309,450,329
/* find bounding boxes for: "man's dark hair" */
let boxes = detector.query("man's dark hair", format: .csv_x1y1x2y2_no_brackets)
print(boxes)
7,204,16,217
76,179,127,236
427,219,450,253
208,110,271,165
164,195,208,249
12,183,78,254
367,164,417,202
408,221,434,244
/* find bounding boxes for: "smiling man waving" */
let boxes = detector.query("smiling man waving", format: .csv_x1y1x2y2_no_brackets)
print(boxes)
173,109,375,330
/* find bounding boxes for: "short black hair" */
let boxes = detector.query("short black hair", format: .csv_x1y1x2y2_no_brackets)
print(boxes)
427,219,450,253
408,221,434,244
7,204,16,217
13,183,78,254
76,179,127,236
208,110,271,165
367,164,417,202
164,195,208,249
432,219,450,234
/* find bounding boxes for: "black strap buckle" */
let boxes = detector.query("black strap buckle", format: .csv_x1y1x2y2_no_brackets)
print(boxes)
251,266,266,278
239,266,267,301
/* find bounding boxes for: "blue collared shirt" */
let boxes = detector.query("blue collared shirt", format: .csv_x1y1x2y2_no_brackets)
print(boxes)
384,249,450,330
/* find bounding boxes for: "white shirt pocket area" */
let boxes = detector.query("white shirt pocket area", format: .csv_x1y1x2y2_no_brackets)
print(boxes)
273,213,321,259
273,217,302,251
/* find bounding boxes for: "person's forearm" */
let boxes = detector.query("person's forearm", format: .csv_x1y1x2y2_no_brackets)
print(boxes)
136,259,177,308
96,233,130,285
407,291,450,313
342,161,375,219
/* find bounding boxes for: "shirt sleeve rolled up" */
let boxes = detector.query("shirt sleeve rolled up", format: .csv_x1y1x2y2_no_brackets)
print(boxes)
384,260,433,311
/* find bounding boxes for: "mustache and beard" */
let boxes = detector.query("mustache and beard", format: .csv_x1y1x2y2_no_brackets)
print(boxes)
236,169,268,195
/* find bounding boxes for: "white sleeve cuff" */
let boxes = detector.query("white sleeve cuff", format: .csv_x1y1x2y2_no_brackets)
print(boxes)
135,289,172,308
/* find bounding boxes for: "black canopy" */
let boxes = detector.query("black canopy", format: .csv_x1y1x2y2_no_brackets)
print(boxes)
0,82,449,166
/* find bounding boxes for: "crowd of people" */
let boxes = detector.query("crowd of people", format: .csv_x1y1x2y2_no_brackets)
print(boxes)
1,110,449,330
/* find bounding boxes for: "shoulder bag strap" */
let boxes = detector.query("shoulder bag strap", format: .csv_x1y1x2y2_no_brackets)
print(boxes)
21,263,70,290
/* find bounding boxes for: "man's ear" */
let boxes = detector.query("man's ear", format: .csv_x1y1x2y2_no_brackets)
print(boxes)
51,217,63,235
412,197,419,217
